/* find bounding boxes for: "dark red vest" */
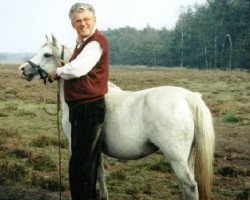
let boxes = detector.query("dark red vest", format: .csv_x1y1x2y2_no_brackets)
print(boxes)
64,30,109,106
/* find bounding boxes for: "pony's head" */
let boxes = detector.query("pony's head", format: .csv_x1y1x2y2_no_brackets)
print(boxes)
18,34,65,83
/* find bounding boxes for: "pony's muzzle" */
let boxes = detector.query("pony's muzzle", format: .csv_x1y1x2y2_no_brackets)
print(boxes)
18,63,35,81
18,64,26,79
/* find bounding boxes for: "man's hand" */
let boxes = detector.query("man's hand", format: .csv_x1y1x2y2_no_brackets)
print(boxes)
48,71,59,82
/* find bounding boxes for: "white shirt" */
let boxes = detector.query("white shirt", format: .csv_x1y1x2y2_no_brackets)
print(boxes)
57,30,103,80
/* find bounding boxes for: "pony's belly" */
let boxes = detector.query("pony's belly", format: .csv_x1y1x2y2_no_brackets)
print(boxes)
101,136,158,160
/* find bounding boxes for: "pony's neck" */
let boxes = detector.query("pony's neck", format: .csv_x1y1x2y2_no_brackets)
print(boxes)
62,45,74,63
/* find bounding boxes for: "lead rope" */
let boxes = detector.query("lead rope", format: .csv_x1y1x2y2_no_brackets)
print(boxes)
54,46,63,200
56,80,62,200
55,45,64,200
42,81,62,199
43,87,58,115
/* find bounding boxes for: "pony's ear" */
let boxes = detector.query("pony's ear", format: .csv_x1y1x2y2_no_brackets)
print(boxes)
45,34,49,42
52,34,59,46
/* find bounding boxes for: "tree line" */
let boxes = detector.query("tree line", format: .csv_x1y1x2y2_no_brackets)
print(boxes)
103,0,249,70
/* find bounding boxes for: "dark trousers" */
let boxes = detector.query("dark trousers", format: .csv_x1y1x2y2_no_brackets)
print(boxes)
68,98,105,200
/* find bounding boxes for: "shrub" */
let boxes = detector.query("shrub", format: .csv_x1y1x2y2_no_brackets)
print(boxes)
217,166,249,177
109,169,127,181
236,188,250,200
2,103,18,111
223,111,240,123
17,109,37,117
0,112,8,117
27,154,56,172
148,160,173,173
0,162,27,185
31,173,66,191
31,135,68,148
0,128,18,137
6,149,31,159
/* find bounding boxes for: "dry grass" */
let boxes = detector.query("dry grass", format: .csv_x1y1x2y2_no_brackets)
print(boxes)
0,64,249,199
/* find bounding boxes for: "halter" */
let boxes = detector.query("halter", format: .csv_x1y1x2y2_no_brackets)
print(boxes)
27,45,65,85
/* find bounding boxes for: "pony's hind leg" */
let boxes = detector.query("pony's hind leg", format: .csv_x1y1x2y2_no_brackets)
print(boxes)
170,160,198,200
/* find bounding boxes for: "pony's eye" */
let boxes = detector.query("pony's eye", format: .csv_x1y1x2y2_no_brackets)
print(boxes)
44,53,52,58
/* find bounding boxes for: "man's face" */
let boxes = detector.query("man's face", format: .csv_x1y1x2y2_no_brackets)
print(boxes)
72,10,96,39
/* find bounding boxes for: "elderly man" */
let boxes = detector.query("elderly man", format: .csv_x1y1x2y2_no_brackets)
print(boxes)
49,3,109,200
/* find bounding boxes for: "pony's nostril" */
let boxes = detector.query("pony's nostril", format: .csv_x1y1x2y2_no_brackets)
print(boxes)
21,67,25,71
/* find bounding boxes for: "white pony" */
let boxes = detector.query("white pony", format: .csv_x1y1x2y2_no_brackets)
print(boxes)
18,35,215,200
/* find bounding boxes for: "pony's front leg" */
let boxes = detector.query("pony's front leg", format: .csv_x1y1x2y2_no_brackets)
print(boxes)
61,105,71,151
98,153,109,200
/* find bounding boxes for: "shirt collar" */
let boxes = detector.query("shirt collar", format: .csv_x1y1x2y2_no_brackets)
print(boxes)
76,26,97,45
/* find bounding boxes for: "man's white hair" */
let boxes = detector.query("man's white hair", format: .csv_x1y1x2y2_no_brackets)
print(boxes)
69,3,95,23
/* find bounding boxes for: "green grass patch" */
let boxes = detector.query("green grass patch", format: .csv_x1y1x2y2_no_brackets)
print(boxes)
0,127,18,137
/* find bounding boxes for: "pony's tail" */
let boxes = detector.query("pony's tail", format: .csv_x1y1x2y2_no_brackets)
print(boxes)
187,93,215,200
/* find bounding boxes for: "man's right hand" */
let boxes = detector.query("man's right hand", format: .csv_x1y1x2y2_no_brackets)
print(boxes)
48,71,59,83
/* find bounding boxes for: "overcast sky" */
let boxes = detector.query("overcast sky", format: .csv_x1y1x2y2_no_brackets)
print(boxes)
0,0,206,53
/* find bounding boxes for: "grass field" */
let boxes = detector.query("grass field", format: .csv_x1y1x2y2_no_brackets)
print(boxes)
0,63,249,199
